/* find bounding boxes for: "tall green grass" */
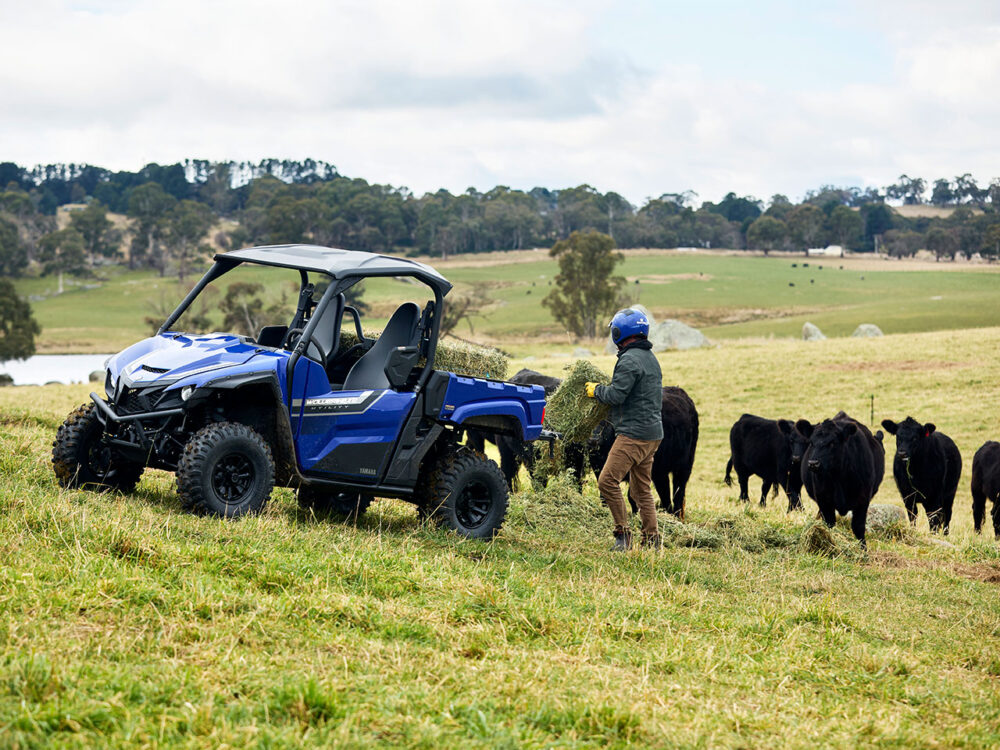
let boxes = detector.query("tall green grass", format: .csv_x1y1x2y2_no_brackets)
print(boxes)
2,328,1000,746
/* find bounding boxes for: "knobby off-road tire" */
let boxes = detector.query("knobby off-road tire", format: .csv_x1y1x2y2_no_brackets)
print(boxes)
176,422,274,518
423,447,509,539
297,486,372,521
52,403,144,492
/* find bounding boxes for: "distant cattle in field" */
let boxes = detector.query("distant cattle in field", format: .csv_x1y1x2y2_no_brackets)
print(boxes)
725,414,811,512
799,412,885,547
881,417,961,535
590,386,699,519
971,441,1000,538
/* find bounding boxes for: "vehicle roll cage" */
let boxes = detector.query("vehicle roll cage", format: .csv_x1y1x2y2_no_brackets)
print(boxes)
158,252,448,401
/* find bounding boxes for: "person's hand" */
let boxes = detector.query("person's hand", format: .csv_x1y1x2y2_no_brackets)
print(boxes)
585,382,598,398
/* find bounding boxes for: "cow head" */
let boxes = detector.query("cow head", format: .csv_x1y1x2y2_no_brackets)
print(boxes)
881,416,934,461
779,419,811,467
804,418,857,474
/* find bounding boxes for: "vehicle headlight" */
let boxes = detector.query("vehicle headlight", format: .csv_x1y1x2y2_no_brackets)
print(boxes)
181,386,195,401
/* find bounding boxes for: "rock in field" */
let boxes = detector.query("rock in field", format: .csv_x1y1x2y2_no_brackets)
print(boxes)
89,370,104,382
866,503,907,531
852,324,884,338
648,320,710,352
802,322,826,341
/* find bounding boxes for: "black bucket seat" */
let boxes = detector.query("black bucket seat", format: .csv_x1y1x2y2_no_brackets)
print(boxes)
341,302,421,391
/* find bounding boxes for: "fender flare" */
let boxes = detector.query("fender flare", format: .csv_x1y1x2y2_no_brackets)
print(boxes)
447,399,538,441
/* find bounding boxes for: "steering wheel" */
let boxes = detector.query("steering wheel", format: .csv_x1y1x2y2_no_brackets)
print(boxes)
281,327,304,350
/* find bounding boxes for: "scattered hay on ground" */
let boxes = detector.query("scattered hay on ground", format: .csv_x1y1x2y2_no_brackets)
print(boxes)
659,516,725,549
507,470,606,535
798,521,857,557
705,513,798,551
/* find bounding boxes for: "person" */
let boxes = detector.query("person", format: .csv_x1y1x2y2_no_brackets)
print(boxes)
585,308,663,550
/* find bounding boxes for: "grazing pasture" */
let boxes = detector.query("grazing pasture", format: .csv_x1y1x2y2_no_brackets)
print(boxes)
14,250,1000,354
2,326,999,747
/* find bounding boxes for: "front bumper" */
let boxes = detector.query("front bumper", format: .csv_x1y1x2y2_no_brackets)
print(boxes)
90,392,184,424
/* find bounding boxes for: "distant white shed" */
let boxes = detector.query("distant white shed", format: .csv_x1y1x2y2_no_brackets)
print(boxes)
806,245,844,257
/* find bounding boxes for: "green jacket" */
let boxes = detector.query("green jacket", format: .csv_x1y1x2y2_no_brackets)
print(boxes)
594,340,664,441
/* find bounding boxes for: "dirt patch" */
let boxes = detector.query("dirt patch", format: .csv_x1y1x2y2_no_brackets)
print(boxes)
631,273,714,283
868,553,1000,585
663,307,820,328
820,360,971,372
954,564,1000,585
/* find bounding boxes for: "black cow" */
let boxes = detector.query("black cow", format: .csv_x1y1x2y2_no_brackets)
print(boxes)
971,441,1000,538
881,417,961,535
724,414,812,512
589,386,699,519
798,412,885,547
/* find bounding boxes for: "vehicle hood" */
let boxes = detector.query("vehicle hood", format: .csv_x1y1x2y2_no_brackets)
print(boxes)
107,333,272,390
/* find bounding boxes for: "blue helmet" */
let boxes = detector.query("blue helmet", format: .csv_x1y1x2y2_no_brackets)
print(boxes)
609,308,649,345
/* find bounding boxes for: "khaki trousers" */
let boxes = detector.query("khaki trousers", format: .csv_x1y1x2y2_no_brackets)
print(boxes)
598,435,661,538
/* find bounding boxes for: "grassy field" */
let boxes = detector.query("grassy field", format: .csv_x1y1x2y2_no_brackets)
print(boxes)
2,327,1000,747
13,250,1000,354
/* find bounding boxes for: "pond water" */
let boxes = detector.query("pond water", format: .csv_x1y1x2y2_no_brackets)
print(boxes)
0,354,113,387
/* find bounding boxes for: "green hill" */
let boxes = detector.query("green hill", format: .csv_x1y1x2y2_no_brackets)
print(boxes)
15,251,1000,354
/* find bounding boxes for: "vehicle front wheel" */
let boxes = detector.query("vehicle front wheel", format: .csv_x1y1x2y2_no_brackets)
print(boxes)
298,486,372,521
423,447,508,539
176,422,274,518
52,403,144,492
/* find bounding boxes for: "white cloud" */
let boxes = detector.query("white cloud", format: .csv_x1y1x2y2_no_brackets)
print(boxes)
0,0,998,203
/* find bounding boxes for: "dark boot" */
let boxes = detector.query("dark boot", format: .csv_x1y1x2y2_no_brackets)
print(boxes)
612,527,632,551
641,533,662,550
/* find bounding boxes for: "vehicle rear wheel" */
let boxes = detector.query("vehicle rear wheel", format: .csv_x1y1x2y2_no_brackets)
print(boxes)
52,403,144,492
423,447,508,539
297,486,372,521
176,422,274,518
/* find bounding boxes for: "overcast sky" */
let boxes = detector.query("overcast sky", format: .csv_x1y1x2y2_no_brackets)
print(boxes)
1,0,999,205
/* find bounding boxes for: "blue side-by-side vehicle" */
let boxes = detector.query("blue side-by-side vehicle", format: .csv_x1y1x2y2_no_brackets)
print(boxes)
51,244,551,538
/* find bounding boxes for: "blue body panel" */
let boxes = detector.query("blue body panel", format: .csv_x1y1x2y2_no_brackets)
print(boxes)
290,357,416,480
438,374,545,440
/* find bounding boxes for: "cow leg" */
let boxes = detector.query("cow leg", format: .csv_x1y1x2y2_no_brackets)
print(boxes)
737,472,750,503
499,449,519,491
972,486,986,534
851,505,869,550
786,491,802,513
903,494,919,526
991,497,1000,539
652,471,672,514
819,504,836,528
671,468,692,520
466,429,486,453
759,480,771,508
926,503,943,534
941,488,957,536
942,500,954,536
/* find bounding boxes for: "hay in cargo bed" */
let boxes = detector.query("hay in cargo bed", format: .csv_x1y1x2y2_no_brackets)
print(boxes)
338,331,508,381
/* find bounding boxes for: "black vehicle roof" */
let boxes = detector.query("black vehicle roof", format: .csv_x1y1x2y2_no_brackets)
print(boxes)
217,244,452,295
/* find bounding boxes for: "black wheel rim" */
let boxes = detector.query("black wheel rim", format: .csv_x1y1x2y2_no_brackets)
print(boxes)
212,453,255,505
456,479,492,529
86,439,113,480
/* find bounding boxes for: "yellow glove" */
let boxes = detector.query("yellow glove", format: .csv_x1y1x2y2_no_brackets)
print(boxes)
585,382,598,398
